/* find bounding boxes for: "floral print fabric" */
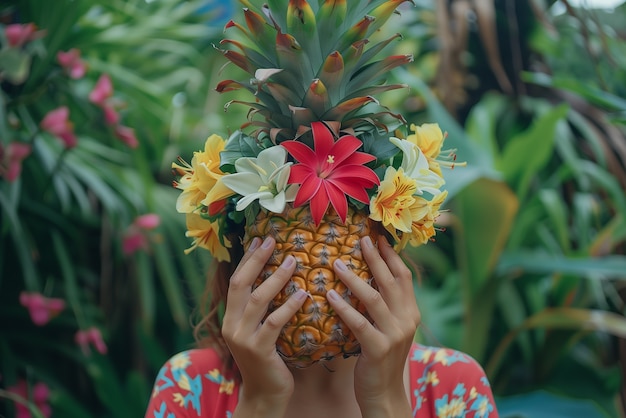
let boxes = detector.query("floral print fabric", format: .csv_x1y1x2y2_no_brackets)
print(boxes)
145,344,498,418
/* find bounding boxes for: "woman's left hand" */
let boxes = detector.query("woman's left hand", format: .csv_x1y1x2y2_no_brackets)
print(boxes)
326,235,420,417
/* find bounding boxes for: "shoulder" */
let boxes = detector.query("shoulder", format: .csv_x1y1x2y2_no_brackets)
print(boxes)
144,347,239,418
408,343,498,417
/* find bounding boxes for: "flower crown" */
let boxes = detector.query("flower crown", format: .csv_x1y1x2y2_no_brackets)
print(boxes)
173,119,458,262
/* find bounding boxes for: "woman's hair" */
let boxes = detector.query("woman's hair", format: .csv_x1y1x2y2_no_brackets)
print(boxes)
192,231,245,372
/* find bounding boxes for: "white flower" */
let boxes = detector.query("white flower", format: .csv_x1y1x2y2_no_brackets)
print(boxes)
221,146,298,213
390,136,445,195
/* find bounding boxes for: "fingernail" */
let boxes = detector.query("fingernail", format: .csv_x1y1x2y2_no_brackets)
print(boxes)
362,236,373,249
281,255,295,269
294,289,307,301
262,236,274,249
248,237,260,252
334,259,347,272
327,289,340,301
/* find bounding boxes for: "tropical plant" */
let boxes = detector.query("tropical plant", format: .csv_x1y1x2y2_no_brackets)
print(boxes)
0,0,227,416
394,1,626,416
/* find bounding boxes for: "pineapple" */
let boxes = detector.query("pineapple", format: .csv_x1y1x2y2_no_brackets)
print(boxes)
174,0,452,368
215,0,413,368
244,204,381,367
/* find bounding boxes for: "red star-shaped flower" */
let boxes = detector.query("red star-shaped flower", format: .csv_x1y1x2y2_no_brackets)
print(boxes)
281,122,380,225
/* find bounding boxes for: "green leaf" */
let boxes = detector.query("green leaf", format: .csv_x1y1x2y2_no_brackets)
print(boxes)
499,104,569,199
453,178,519,361
454,178,519,295
398,68,500,197
538,189,571,252
51,230,85,324
487,307,626,378
522,72,626,112
497,252,626,280
220,130,267,172
0,48,32,84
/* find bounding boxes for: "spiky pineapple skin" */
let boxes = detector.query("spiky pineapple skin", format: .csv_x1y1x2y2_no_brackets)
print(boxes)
243,203,379,368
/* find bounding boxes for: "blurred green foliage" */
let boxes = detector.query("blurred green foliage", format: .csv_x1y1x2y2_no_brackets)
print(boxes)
0,0,625,417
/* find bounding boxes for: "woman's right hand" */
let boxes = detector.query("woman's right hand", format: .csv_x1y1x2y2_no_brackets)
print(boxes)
222,236,306,417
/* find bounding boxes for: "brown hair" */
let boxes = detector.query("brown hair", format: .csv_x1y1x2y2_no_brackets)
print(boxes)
192,231,244,373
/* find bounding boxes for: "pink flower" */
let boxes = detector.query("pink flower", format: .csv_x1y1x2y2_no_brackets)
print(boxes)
122,213,160,255
134,213,160,229
19,292,65,326
40,106,77,148
75,327,108,356
0,142,31,182
5,23,39,48
103,104,119,125
7,380,52,418
122,232,146,255
56,48,87,79
88,74,113,106
115,125,138,148
281,121,380,225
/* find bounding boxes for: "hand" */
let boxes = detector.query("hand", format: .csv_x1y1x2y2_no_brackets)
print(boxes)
327,235,420,417
222,237,307,417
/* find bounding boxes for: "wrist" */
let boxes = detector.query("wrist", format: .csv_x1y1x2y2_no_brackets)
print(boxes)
357,386,412,418
233,386,291,418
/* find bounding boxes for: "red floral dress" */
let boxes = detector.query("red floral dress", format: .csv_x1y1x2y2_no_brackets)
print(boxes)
145,343,498,418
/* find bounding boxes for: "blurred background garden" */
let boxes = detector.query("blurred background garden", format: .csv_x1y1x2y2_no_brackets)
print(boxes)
1,0,625,416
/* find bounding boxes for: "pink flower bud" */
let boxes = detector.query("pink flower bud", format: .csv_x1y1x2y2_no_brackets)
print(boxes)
134,213,160,230
89,74,113,106
8,379,52,418
40,106,77,149
75,327,107,356
114,125,138,148
5,23,38,47
0,142,31,182
103,104,119,125
122,231,146,255
19,292,65,326
56,49,87,79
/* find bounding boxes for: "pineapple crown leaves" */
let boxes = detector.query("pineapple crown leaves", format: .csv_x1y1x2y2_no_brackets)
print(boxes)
215,0,414,139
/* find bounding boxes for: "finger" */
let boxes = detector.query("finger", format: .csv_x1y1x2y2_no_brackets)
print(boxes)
325,288,378,344
242,255,298,327
224,237,276,326
361,236,396,292
333,259,394,330
232,236,262,276
256,289,308,345
377,236,413,290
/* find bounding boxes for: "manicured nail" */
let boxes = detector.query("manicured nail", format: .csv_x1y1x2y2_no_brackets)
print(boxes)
262,236,274,249
362,236,373,249
248,237,260,252
334,259,347,272
281,255,295,269
327,289,341,301
294,289,307,301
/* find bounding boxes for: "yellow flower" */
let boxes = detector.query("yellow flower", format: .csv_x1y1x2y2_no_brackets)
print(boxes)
437,397,466,418
425,371,440,386
184,213,231,262
220,379,235,395
173,134,234,215
469,387,478,400
177,374,191,391
369,167,416,237
170,353,191,371
396,190,448,251
173,392,185,407
208,369,221,380
448,397,467,416
434,348,449,366
407,123,461,177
